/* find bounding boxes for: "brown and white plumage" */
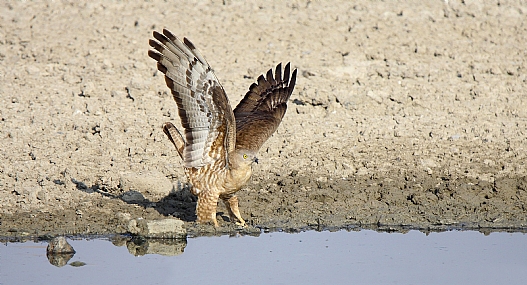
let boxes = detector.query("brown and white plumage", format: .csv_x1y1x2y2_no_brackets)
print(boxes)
149,29,297,227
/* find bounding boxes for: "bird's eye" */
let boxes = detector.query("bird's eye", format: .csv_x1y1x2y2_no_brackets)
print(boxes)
243,154,248,159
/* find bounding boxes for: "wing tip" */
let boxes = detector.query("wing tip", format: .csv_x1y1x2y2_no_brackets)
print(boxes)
148,49,170,75
289,67,297,87
275,62,283,82
162,29,177,42
183,37,197,50
148,49,161,61
266,69,274,83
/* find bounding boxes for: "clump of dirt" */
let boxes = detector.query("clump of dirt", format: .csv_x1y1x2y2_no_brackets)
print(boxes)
1,1,526,237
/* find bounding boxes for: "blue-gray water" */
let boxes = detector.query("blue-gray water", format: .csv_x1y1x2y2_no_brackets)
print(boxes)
1,230,526,285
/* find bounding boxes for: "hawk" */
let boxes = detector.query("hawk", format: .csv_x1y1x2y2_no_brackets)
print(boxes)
148,29,297,227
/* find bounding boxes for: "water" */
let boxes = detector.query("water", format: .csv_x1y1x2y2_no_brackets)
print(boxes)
1,230,526,285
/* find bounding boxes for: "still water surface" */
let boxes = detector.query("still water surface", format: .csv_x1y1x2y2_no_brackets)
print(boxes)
1,230,526,285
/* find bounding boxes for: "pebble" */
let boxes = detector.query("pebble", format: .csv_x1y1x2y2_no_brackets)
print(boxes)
26,66,40,76
128,218,186,239
47,236,76,254
81,82,95,97
120,190,145,203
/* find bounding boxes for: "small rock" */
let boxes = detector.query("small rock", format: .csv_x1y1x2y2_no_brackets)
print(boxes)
129,76,144,90
128,218,186,239
366,90,383,104
316,176,328,183
478,173,495,183
421,159,438,168
69,261,87,267
356,167,369,176
81,82,95,97
26,66,40,76
102,59,113,69
489,67,502,75
120,190,145,203
47,236,76,254
449,134,461,141
483,159,495,166
116,212,132,223
21,186,41,202
46,237,76,267
342,163,356,173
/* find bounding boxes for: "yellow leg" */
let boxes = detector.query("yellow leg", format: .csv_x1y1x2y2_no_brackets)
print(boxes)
221,195,247,227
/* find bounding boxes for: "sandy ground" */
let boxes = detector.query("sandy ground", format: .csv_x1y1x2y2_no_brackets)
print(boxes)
1,0,527,237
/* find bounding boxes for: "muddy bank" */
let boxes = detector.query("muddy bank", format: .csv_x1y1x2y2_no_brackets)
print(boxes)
1,171,526,237
1,1,527,237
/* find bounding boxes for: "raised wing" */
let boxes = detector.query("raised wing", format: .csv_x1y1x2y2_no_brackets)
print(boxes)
148,29,236,168
234,63,297,151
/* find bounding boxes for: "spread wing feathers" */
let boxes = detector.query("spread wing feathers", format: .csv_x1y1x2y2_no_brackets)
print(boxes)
234,62,297,151
148,29,236,168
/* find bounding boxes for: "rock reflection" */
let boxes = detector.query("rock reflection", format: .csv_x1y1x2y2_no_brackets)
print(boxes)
126,236,187,256
111,234,187,256
46,236,76,267
47,252,76,267
42,234,188,267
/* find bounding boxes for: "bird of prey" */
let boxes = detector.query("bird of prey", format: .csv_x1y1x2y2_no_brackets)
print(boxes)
148,29,297,227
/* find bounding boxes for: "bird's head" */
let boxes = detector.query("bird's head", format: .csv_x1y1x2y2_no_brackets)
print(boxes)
231,149,258,168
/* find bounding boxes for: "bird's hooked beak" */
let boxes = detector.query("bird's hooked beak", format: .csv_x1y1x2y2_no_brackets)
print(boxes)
253,157,259,164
